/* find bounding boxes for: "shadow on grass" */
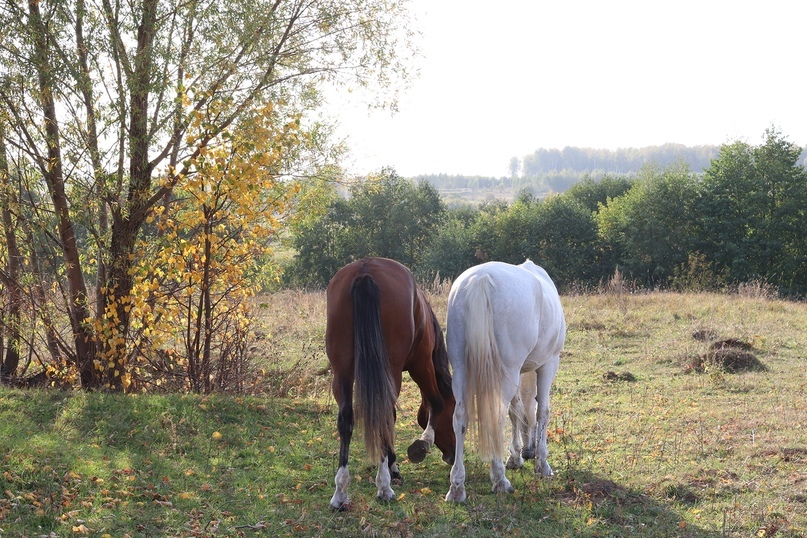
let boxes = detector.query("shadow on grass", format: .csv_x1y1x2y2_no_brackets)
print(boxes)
0,388,331,535
311,450,724,537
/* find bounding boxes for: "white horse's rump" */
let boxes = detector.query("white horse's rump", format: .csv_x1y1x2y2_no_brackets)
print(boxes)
445,260,566,502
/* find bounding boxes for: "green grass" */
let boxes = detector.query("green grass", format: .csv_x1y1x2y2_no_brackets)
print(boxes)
1,291,805,536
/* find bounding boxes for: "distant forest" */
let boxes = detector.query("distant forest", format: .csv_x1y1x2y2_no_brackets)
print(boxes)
417,143,807,202
518,143,719,175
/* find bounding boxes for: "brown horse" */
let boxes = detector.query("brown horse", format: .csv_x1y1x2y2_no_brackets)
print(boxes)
325,257,455,509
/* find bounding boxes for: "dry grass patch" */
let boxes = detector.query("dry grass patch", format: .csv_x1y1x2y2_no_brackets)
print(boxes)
240,288,807,535
558,291,807,536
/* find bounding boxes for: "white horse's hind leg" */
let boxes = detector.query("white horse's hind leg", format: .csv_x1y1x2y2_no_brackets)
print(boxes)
445,398,467,502
490,458,514,494
534,356,560,476
492,376,518,492
330,466,350,509
375,456,395,501
506,392,525,470
520,370,538,460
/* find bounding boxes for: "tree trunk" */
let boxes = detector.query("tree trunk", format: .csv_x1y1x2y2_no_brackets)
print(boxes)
28,0,99,387
76,0,111,320
100,0,159,391
0,124,21,382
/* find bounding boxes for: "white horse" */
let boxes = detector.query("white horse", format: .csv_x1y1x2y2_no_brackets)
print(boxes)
444,260,566,502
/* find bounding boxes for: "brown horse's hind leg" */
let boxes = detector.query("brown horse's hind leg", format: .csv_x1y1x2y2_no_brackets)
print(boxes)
375,441,399,501
385,440,402,482
330,377,353,510
406,361,446,463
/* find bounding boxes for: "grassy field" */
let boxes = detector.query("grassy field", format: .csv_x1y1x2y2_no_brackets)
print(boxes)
1,289,805,537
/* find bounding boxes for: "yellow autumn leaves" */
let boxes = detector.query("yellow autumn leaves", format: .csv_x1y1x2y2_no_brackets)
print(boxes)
92,102,307,391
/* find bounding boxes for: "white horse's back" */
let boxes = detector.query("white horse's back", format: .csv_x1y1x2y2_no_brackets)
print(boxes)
445,260,566,502
448,260,564,373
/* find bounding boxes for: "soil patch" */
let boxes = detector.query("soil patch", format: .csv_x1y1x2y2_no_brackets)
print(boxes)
686,334,766,373
602,371,636,382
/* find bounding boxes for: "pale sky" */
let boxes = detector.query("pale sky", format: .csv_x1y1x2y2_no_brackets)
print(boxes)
329,0,806,178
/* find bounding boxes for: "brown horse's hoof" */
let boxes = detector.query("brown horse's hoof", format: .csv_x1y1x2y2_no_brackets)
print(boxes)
407,440,430,463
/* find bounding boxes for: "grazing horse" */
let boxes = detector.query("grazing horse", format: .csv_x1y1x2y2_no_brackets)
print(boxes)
444,260,566,502
326,257,456,510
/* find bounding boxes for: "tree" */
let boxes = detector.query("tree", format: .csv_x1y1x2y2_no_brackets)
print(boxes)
0,0,416,389
0,120,22,381
566,175,635,213
597,163,699,285
418,207,480,281
524,195,601,288
287,169,445,287
508,157,521,178
696,129,807,294
119,105,306,392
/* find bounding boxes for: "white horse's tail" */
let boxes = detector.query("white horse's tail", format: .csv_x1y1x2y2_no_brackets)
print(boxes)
464,274,504,462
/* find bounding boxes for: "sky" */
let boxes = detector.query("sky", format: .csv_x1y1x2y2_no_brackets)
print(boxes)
328,0,806,178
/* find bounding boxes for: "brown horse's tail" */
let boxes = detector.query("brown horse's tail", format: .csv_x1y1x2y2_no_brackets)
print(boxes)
351,274,396,462
464,274,504,461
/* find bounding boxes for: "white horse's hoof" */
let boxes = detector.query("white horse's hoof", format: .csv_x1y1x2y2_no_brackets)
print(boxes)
445,486,466,503
536,460,553,477
492,478,514,494
376,487,395,502
506,455,524,469
330,494,349,510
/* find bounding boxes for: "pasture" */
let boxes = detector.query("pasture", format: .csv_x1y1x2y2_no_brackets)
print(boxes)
1,288,805,536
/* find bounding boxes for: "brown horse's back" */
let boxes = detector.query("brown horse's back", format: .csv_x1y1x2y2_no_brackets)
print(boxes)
326,257,419,381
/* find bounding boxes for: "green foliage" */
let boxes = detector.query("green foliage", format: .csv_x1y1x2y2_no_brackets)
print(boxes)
566,175,635,212
288,129,806,297
670,252,727,292
597,163,699,285
695,128,807,294
417,208,481,281
286,169,446,288
521,144,719,176
523,195,602,286
418,194,603,289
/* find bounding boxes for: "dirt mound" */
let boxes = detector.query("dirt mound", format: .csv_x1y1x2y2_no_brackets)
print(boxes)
709,338,754,351
707,348,766,372
602,371,636,382
687,336,767,373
